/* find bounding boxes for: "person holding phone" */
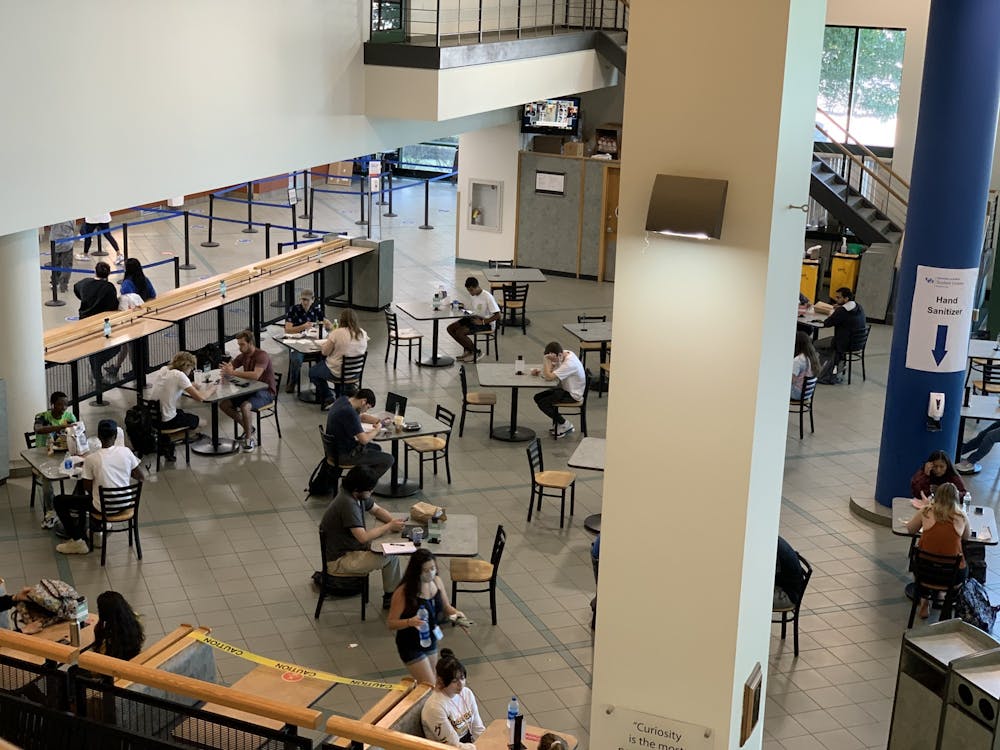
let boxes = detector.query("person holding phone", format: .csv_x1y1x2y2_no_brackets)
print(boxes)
910,450,966,500
447,277,500,363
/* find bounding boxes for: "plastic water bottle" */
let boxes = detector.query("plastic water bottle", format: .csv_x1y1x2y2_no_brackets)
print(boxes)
219,280,227,298
417,606,431,648
506,696,519,740
963,492,972,513
103,317,111,338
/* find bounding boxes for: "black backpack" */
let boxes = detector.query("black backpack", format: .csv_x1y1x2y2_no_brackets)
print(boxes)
192,342,226,370
955,578,1000,632
306,459,340,498
124,402,158,457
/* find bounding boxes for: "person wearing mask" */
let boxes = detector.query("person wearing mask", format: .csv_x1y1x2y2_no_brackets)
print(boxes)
791,331,820,400
911,450,966,500
816,287,866,384
283,288,329,393
531,341,587,438
93,590,145,660
320,467,405,610
421,648,485,748
149,351,216,460
310,308,369,409
906,483,970,619
387,549,466,683
219,330,276,452
33,391,78,529
78,211,123,265
446,276,500,363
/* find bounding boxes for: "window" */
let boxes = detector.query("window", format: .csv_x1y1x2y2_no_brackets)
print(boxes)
399,138,459,176
817,26,906,148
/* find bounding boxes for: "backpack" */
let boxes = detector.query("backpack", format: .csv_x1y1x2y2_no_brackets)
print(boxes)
306,459,340,498
124,402,158,456
13,579,83,633
193,342,226,370
955,578,1000,632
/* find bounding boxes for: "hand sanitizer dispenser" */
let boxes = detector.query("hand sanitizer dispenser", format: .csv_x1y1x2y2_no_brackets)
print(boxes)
927,392,945,431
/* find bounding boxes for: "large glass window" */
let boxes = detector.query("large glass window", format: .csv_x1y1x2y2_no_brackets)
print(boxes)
817,26,905,148
399,138,459,175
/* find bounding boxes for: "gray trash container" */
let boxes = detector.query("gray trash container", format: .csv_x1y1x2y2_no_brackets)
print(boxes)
940,647,1000,749
888,620,1000,750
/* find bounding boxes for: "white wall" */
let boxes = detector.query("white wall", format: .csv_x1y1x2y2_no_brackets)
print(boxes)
456,120,520,262
0,1,514,237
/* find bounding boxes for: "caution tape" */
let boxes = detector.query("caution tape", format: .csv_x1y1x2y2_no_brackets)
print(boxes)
187,631,407,691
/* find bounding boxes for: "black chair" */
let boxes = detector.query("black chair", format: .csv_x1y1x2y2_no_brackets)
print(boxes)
789,376,818,439
315,530,370,621
973,361,1000,396
91,483,143,567
771,554,812,656
500,283,529,335
472,325,499,362
907,548,964,628
142,398,194,471
450,525,506,626
553,369,591,438
24,432,64,509
234,373,282,446
318,426,356,494
576,315,609,367
323,352,367,407
844,324,871,385
385,392,407,417
458,365,496,437
403,405,455,488
487,259,513,300
526,438,576,528
384,309,422,368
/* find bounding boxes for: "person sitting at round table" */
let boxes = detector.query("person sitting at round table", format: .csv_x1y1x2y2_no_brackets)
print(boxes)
905,483,970,619
910,449,966,500
387,548,466,684
310,308,369,409
93,590,145,660
420,648,485,748
791,331,819,400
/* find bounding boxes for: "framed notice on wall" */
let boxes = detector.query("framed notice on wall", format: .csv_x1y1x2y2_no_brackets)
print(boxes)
535,170,565,195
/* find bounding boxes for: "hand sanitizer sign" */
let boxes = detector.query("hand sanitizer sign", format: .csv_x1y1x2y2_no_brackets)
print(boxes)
905,265,977,373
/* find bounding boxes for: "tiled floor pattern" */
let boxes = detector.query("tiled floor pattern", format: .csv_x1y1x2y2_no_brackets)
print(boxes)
7,181,997,748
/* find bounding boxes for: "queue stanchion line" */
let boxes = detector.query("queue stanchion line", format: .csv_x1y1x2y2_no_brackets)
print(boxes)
384,170,398,218
93,230,107,257
201,193,220,248
420,178,433,230
122,222,130,263
180,211,196,270
357,178,368,226
45,240,66,308
299,169,311,219
303,187,319,239
265,223,272,259
173,257,180,288
243,181,258,234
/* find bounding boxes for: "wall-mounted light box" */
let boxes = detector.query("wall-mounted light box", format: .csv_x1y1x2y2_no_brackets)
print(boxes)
646,174,729,240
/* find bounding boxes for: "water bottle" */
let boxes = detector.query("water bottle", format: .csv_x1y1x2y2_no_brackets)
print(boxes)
963,492,972,513
63,457,73,472
417,606,431,648
219,280,227,298
103,317,111,338
507,697,520,744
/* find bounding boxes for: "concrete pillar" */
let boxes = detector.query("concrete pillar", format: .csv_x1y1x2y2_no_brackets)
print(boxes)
589,2,824,748
875,0,1000,504
0,230,48,464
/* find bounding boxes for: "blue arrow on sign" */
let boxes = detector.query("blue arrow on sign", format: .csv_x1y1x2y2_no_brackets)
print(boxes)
932,324,948,365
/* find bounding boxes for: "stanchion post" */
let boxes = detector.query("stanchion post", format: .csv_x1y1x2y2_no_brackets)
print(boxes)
45,239,67,307
122,223,129,262
356,179,368,226
265,223,271,258
419,179,434,230
384,171,398,218
291,203,298,242
202,193,220,247
173,256,180,288
243,182,258,233
179,211,196,270
304,188,318,239
299,170,310,219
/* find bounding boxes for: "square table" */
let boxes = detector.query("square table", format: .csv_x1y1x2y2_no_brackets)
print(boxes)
189,371,268,455
569,438,605,533
956,394,1000,465
397,302,466,368
370,513,478,557
892,497,998,544
372,405,452,497
562,321,612,387
483,268,546,328
967,338,1000,362
20,447,73,488
275,330,324,403
474,363,549,442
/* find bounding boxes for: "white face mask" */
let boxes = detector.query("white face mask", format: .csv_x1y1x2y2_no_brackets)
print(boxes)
421,568,436,583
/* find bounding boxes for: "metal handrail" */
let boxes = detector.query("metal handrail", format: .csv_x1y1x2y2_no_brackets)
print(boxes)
816,107,910,190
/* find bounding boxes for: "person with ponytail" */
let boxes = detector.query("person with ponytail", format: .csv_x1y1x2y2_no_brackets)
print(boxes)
420,648,485,748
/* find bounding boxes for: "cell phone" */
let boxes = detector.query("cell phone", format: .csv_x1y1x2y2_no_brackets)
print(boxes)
975,507,984,515
971,530,978,539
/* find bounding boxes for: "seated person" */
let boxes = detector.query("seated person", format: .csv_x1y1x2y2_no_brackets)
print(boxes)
53,419,144,555
531,341,587,438
906,483,970,619
774,536,805,609
309,308,369,409
150,351,216,460
957,422,1000,474
816,287,866,384
93,591,145,660
320,466,405,610
421,648,485,748
911,450,966,500
538,734,571,750
33,390,78,529
283,288,329,393
325,387,393,479
791,332,819,400
446,277,500,363
219,330,276,452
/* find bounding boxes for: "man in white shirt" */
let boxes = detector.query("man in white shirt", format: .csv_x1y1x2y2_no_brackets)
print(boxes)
446,276,500,362
79,211,123,265
531,341,586,438
54,419,143,555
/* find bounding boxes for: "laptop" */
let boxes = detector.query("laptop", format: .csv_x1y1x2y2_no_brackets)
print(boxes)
385,392,407,417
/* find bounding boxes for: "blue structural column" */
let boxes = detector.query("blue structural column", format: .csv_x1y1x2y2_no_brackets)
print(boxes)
875,0,1000,506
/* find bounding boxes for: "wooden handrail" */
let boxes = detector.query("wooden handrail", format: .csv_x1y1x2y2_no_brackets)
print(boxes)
0,629,80,663
77,652,322,730
325,714,455,750
328,679,416,747
814,123,909,209
816,107,910,190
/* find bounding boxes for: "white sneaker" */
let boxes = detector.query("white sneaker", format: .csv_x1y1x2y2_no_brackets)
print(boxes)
554,421,575,438
114,255,125,265
92,532,103,548
243,435,257,452
41,511,57,529
56,539,90,555
956,461,982,474
75,254,91,261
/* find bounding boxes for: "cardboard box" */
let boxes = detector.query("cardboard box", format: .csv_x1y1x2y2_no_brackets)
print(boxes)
562,141,585,157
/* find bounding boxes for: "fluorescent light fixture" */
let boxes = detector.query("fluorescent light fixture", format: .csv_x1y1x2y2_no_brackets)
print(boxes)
646,174,729,240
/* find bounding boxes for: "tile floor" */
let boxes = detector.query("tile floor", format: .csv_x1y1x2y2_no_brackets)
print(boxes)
6,179,997,749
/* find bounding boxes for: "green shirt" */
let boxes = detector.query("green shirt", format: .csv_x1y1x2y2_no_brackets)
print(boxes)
34,409,77,447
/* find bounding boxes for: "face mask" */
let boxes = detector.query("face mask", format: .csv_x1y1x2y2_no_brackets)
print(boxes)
421,568,436,583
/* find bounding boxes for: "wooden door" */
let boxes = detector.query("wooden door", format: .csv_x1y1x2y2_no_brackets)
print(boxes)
599,167,620,282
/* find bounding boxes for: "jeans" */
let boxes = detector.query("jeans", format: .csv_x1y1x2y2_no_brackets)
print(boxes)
52,248,73,291
344,444,394,480
534,387,569,424
54,494,92,542
962,422,1000,463
310,360,336,403
82,222,121,254
815,337,840,379
288,350,304,387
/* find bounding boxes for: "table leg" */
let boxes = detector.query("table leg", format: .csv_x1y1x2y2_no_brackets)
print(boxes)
956,415,966,463
418,319,454,367
375,439,421,497
192,402,240,455
492,386,536,442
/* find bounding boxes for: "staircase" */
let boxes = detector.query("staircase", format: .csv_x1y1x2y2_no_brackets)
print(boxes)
809,155,903,246
595,30,626,73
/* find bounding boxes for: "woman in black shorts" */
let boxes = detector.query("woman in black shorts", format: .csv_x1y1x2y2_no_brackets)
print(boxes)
387,548,465,683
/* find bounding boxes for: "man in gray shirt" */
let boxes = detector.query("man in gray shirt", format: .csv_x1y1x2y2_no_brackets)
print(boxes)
48,219,78,294
320,466,405,608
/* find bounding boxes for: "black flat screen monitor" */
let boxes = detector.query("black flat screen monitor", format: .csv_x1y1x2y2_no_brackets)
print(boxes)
521,97,581,137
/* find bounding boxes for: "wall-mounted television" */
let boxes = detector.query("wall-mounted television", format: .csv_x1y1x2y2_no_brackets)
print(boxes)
520,97,581,137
